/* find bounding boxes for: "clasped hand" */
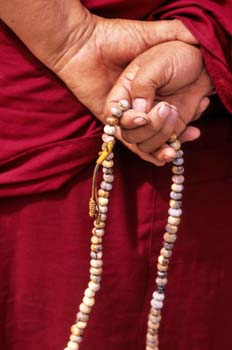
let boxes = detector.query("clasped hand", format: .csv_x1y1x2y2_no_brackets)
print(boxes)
50,10,213,165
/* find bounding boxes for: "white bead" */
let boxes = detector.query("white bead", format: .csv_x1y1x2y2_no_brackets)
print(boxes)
91,236,102,244
104,125,116,135
79,303,91,314
90,259,103,268
111,106,122,118
176,149,184,158
97,252,103,259
156,277,168,286
170,191,182,200
95,228,105,237
102,133,114,143
171,184,184,192
98,197,109,206
102,160,114,168
151,299,163,309
106,152,114,160
147,338,158,346
160,248,172,258
170,140,181,150
76,312,89,322
167,216,180,226
99,205,108,213
90,275,101,283
67,341,79,350
75,337,82,344
70,335,82,344
119,99,130,111
88,281,100,292
102,166,114,174
173,157,184,166
100,214,107,221
100,181,112,191
172,165,184,175
103,174,114,183
102,167,113,174
168,208,182,217
172,175,184,184
164,232,178,242
76,321,88,329
84,288,95,298
169,200,182,209
70,324,83,336
149,314,161,323
83,296,95,307
90,266,102,275
153,291,165,301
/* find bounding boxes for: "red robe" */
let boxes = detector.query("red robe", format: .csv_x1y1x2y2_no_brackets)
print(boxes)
0,1,232,350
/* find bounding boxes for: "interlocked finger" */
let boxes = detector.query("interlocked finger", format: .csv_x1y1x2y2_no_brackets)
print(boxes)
136,106,178,153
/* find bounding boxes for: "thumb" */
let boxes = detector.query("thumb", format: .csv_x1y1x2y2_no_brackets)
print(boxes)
103,62,138,119
136,18,199,47
130,53,169,112
104,49,169,119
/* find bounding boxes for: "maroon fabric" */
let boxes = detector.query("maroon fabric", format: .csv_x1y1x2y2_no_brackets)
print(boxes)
0,1,232,350
152,0,232,112
0,0,231,196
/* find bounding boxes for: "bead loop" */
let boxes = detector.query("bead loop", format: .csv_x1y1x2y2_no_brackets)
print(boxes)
65,104,184,350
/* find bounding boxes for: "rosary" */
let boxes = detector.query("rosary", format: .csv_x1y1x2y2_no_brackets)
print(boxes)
64,100,184,350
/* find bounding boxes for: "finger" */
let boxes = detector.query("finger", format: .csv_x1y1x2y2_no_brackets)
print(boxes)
115,127,165,166
166,96,210,142
119,109,149,129
158,69,212,129
137,107,178,153
131,57,168,113
152,144,177,163
152,126,200,163
121,102,172,144
179,126,201,143
103,65,138,119
193,97,210,121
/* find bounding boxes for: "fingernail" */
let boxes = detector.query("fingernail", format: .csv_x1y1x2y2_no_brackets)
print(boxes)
170,105,178,119
158,103,171,119
133,116,148,126
133,98,147,112
170,105,178,112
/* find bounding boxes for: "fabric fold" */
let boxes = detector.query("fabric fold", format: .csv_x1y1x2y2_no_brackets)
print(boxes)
152,0,232,112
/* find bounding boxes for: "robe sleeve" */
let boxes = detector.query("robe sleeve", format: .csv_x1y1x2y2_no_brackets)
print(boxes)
152,0,232,113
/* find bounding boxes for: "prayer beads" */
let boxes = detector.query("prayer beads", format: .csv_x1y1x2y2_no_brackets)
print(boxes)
64,102,184,350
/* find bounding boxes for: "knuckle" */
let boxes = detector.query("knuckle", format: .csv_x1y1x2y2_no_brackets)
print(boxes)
131,78,146,93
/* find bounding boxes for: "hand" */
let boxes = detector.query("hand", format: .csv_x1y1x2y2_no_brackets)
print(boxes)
1,1,197,125
104,41,213,165
51,17,199,122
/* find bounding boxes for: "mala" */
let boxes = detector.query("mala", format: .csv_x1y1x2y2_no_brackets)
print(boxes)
64,100,184,350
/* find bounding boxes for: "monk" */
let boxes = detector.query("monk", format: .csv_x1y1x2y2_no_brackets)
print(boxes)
0,1,231,350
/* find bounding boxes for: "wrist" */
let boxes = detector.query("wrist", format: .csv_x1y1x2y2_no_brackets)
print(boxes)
44,6,97,73
0,1,97,73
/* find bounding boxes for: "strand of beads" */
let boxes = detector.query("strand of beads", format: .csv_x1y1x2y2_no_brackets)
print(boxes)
146,137,184,350
64,101,129,350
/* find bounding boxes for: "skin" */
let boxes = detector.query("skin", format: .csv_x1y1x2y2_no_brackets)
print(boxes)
0,1,198,118
0,1,210,165
105,41,213,165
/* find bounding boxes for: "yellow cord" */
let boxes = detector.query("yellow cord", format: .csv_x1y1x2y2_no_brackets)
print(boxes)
89,141,115,219
96,142,114,165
